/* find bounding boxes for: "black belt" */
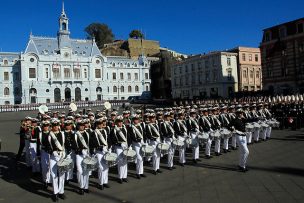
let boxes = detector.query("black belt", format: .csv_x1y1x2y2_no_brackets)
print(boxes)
30,140,37,143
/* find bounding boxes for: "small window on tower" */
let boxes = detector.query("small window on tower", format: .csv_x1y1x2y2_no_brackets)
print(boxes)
62,22,67,30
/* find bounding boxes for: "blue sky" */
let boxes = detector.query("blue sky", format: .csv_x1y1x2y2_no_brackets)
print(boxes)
0,0,303,54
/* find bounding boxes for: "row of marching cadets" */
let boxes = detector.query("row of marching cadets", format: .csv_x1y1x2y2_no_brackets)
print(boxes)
16,102,278,202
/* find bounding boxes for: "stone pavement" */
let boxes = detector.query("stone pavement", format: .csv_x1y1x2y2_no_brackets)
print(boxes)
0,110,304,203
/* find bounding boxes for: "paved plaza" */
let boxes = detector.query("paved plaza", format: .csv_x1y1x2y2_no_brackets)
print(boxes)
0,110,304,203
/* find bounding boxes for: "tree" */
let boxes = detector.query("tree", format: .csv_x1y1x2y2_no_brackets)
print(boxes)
85,23,114,49
129,30,145,39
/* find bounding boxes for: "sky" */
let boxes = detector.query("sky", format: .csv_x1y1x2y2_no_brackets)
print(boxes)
0,0,303,55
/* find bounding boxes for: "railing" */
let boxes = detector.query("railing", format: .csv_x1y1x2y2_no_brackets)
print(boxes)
0,100,128,113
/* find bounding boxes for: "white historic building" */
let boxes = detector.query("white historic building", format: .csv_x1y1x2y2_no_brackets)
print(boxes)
0,3,152,105
171,52,238,99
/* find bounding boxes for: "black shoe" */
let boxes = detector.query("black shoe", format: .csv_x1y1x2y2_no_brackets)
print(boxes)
232,147,237,150
193,159,197,164
118,179,123,184
59,193,66,200
215,152,222,156
168,167,173,170
66,180,70,185
44,182,49,189
52,194,59,202
84,189,89,193
172,166,176,169
123,178,128,183
157,169,162,173
153,171,157,175
223,149,227,153
205,155,212,159
140,174,146,178
79,189,84,195
238,165,247,173
196,159,202,162
104,184,110,188
98,184,104,190
179,163,184,167
226,149,231,152
136,174,141,179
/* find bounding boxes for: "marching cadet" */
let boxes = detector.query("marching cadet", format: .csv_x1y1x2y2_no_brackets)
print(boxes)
129,114,147,178
49,119,66,201
29,118,41,174
230,109,249,172
209,108,222,156
63,120,75,183
227,106,237,150
250,104,261,143
198,108,213,159
123,111,131,127
75,120,90,195
219,106,231,153
108,112,117,129
146,113,162,174
243,104,253,144
185,109,200,164
92,118,111,190
173,111,188,166
160,112,176,170
109,116,129,184
38,120,51,189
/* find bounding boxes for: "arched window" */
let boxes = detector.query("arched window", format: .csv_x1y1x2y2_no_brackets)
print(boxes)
62,22,67,30
135,85,139,92
3,60,8,66
146,85,149,91
113,86,117,93
127,63,130,67
120,63,123,67
128,86,132,93
134,63,138,67
112,63,116,67
120,86,124,93
4,87,9,96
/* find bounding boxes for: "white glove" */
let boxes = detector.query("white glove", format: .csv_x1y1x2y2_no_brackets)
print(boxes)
82,149,88,157
53,151,61,162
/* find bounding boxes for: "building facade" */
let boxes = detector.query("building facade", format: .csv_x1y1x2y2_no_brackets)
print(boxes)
260,18,304,94
0,4,152,105
229,47,262,92
171,52,238,99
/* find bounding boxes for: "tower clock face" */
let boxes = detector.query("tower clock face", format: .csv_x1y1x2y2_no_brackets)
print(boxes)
64,52,69,58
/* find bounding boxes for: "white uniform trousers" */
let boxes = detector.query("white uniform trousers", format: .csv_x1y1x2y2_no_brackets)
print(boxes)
260,128,267,140
50,154,65,195
204,138,212,156
115,144,128,179
132,142,144,175
29,142,40,172
96,150,109,185
25,140,31,167
41,149,51,183
214,138,221,153
65,151,74,181
246,132,253,144
178,136,186,164
190,132,199,160
164,137,175,167
223,137,229,150
76,154,89,189
253,129,260,142
149,140,161,171
266,127,272,138
231,135,237,148
236,135,249,168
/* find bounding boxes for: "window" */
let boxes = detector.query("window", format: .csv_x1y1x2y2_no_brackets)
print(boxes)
107,86,109,93
112,63,116,67
120,86,124,93
205,60,209,68
113,72,116,80
4,72,9,81
64,68,71,79
96,59,100,64
120,73,124,80
228,70,232,81
250,70,254,78
249,54,252,61
206,71,210,82
185,75,189,85
242,53,246,61
120,63,123,68
113,86,117,93
3,60,8,66
4,87,9,96
256,71,260,78
179,67,182,74
95,69,101,78
243,70,247,78
255,54,259,62
146,86,149,91
127,63,130,67
74,69,80,79
265,32,271,42
191,74,196,84
213,70,218,81
145,73,149,79
128,86,132,92
127,73,131,80
134,63,138,67
53,67,60,79
29,68,36,78
134,73,138,80
279,27,287,38
227,57,231,66
30,58,35,63
191,64,195,71
135,85,139,92
297,23,304,33
45,68,49,79
84,69,88,78
46,89,49,92
198,62,202,70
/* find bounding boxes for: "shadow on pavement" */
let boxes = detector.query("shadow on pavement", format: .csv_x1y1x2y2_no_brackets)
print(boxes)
249,166,304,177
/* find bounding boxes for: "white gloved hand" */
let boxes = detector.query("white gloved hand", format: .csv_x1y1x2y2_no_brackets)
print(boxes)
82,149,88,157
